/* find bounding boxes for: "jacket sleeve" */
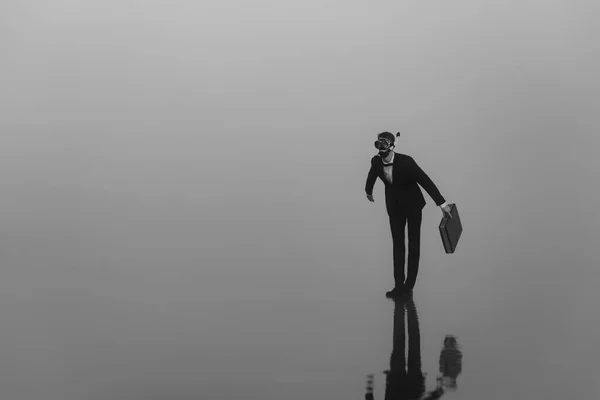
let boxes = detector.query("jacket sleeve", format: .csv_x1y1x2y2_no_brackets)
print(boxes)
410,156,446,206
365,157,378,195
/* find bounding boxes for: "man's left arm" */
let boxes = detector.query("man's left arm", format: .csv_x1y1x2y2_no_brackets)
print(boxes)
410,156,448,209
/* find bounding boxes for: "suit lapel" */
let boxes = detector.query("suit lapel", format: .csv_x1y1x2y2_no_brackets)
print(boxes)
388,153,403,185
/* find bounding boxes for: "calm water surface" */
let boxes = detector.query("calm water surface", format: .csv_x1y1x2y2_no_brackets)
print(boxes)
1,187,598,399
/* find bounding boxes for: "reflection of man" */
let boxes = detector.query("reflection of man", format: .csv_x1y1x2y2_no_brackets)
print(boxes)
365,132,451,298
364,295,464,399
384,293,426,399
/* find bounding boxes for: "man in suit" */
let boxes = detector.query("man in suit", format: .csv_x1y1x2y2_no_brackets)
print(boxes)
365,132,451,298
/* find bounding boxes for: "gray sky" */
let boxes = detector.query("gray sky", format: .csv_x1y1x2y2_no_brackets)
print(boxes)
1,1,599,398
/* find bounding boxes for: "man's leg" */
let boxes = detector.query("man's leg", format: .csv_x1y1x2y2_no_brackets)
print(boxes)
389,212,408,288
404,209,423,290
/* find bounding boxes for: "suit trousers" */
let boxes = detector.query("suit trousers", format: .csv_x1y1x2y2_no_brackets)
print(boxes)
388,208,423,289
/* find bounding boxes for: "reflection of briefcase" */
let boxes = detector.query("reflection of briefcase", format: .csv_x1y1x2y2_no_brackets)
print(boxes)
439,203,462,254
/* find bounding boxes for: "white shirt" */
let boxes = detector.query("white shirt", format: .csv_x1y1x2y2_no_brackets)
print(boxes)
381,151,394,184
381,151,448,209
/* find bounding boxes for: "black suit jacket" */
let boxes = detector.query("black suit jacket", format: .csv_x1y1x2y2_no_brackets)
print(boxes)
365,152,445,216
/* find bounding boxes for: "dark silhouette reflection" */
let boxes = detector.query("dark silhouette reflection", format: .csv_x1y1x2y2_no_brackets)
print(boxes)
365,294,463,399
384,293,426,399
365,373,374,400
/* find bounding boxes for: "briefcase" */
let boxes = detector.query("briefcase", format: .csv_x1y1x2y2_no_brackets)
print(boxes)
439,203,462,254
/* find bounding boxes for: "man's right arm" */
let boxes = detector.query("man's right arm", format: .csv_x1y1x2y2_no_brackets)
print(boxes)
365,157,378,196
